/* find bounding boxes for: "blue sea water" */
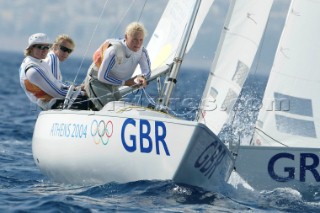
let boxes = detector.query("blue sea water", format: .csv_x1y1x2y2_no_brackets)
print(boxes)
1,50,320,212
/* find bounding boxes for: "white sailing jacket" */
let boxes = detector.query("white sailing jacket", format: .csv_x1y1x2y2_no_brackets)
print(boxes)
96,39,151,86
45,51,62,81
19,56,69,107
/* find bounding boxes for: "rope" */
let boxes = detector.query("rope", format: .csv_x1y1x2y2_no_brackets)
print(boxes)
253,127,288,147
142,88,156,106
73,0,111,84
71,81,199,120
168,107,198,118
137,0,148,22
72,0,148,84
73,84,149,106
110,0,137,38
67,0,155,110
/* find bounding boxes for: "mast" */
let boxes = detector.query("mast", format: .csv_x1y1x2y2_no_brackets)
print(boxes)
157,0,202,111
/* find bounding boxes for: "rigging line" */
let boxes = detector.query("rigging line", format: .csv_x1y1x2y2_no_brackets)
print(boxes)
136,88,143,105
250,5,274,81
228,11,272,129
110,0,137,38
168,106,198,118
142,88,156,105
253,127,288,147
73,0,111,84
72,84,123,105
137,0,148,22
76,84,143,105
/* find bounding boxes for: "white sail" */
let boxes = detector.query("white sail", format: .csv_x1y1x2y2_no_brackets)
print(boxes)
252,0,320,147
121,0,214,95
197,0,274,134
31,0,235,189
136,0,214,73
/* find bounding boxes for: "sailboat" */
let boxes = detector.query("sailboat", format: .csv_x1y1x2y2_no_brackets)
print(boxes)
31,0,234,191
32,0,313,193
234,0,320,193
197,0,274,135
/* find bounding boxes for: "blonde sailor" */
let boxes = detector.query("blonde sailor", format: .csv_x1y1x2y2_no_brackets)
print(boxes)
84,22,151,110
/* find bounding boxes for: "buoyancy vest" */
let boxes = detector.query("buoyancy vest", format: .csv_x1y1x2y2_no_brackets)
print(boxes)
92,40,125,69
24,64,53,102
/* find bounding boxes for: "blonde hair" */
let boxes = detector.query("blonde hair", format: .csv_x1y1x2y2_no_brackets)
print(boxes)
52,34,75,49
24,48,32,56
125,22,147,38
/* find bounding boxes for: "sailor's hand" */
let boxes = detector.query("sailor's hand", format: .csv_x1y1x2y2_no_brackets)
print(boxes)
134,75,147,88
80,91,88,97
75,84,85,91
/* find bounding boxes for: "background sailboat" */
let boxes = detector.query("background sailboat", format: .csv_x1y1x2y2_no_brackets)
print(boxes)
197,0,274,135
235,0,320,192
252,0,320,147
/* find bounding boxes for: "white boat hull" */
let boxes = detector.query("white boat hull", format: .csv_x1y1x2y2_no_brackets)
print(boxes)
235,145,320,192
32,104,233,190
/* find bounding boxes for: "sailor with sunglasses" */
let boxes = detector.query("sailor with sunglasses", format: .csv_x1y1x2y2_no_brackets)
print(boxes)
43,34,90,109
45,34,74,81
19,33,87,110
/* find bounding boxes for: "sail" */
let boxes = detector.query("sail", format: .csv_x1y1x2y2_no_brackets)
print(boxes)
197,0,274,134
252,0,320,147
121,0,214,96
135,0,214,73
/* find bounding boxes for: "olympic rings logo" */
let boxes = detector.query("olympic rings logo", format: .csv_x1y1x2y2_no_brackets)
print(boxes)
90,119,113,145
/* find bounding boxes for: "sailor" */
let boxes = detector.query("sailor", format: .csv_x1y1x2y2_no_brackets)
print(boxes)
84,22,151,110
19,33,86,110
45,34,75,81
44,34,90,109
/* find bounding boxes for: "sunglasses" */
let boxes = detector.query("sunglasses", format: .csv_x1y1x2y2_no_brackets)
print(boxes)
34,44,51,50
60,45,73,54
